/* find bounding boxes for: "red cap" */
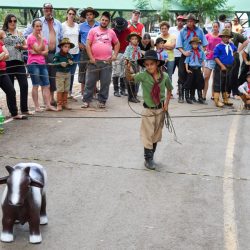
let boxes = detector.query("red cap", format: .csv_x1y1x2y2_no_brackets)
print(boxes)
177,15,185,20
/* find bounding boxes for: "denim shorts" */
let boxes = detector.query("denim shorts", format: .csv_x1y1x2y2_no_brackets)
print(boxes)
204,59,216,70
27,63,50,86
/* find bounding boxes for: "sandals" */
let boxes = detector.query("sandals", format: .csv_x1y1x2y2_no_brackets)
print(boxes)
13,114,28,120
45,106,57,111
22,111,34,115
81,102,89,108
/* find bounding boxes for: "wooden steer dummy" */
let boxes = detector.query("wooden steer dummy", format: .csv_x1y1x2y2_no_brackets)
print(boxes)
0,163,47,244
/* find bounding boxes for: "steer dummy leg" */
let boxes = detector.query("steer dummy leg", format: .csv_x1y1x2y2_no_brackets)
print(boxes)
29,212,42,244
40,193,48,225
1,216,15,242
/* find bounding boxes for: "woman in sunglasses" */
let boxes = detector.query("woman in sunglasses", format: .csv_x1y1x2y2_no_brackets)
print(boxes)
62,7,80,100
2,14,31,115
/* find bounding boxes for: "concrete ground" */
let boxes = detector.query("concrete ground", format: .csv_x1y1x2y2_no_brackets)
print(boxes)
0,71,250,250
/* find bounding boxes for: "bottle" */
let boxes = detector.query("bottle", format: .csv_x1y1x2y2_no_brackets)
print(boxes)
0,109,5,134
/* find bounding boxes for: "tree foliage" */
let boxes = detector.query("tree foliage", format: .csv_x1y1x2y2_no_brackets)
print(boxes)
177,0,233,24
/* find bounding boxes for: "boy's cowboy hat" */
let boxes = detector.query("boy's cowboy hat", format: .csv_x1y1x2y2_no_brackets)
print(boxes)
189,36,202,44
219,29,233,38
247,71,250,77
80,7,99,18
154,37,166,46
127,32,142,42
137,50,165,67
112,17,128,31
58,38,75,49
186,13,199,23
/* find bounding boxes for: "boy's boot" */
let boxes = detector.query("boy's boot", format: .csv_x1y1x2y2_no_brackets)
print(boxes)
197,90,205,104
113,77,121,97
178,84,184,103
120,77,128,96
62,92,72,110
152,143,157,158
185,89,193,104
57,92,63,111
214,92,224,107
144,148,155,170
222,92,233,106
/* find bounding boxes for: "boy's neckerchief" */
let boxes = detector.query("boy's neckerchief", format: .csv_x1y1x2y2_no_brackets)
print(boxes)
156,49,164,60
148,70,164,105
221,41,233,56
187,27,197,39
192,48,200,60
131,44,141,60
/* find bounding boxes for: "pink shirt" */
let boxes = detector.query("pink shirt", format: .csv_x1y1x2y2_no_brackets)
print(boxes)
87,26,118,60
205,33,221,60
27,34,48,64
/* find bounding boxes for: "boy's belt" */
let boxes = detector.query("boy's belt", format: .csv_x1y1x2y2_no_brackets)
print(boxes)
143,102,162,109
190,66,201,70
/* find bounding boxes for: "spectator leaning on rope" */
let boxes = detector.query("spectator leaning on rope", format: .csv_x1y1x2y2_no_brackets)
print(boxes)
79,7,99,96
213,29,237,108
176,13,208,104
53,38,74,111
23,3,63,106
82,11,120,109
1,14,31,115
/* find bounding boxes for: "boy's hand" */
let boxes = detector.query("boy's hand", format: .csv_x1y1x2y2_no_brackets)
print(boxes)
245,61,250,66
186,69,192,74
60,62,67,67
162,103,168,112
68,60,74,65
183,50,191,57
220,65,227,71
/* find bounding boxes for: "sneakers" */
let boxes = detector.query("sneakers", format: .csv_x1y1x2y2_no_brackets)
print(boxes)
81,102,89,108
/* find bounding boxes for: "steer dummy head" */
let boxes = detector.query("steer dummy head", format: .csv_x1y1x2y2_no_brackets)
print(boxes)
0,165,44,206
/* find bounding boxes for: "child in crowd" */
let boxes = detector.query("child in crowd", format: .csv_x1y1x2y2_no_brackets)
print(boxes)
213,29,237,107
126,50,173,170
124,32,142,103
53,38,74,111
184,36,206,104
155,37,168,72
238,71,250,110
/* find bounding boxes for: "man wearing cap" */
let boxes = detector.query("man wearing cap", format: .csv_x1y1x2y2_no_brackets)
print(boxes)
176,13,208,103
112,17,130,97
169,15,186,77
79,7,100,95
23,3,63,106
127,10,145,37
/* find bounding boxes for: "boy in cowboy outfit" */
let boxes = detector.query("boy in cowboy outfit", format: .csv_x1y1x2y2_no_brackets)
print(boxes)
238,71,250,110
213,29,237,107
124,32,142,103
53,38,74,111
126,50,173,170
184,36,206,104
155,37,168,63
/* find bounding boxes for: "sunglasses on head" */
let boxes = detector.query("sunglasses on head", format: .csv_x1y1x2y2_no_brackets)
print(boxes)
9,19,17,23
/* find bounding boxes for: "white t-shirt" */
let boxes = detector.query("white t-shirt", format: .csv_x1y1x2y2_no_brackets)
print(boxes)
169,26,181,58
62,22,79,54
243,28,250,41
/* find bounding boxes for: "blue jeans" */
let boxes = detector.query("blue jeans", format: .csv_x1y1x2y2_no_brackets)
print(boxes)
27,63,49,86
83,61,112,103
165,60,175,83
70,53,80,93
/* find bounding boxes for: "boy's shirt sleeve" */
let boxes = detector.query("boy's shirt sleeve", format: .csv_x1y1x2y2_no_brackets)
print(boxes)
213,45,220,59
123,46,130,59
201,50,206,61
164,73,174,90
134,72,144,83
164,51,168,60
52,53,60,64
